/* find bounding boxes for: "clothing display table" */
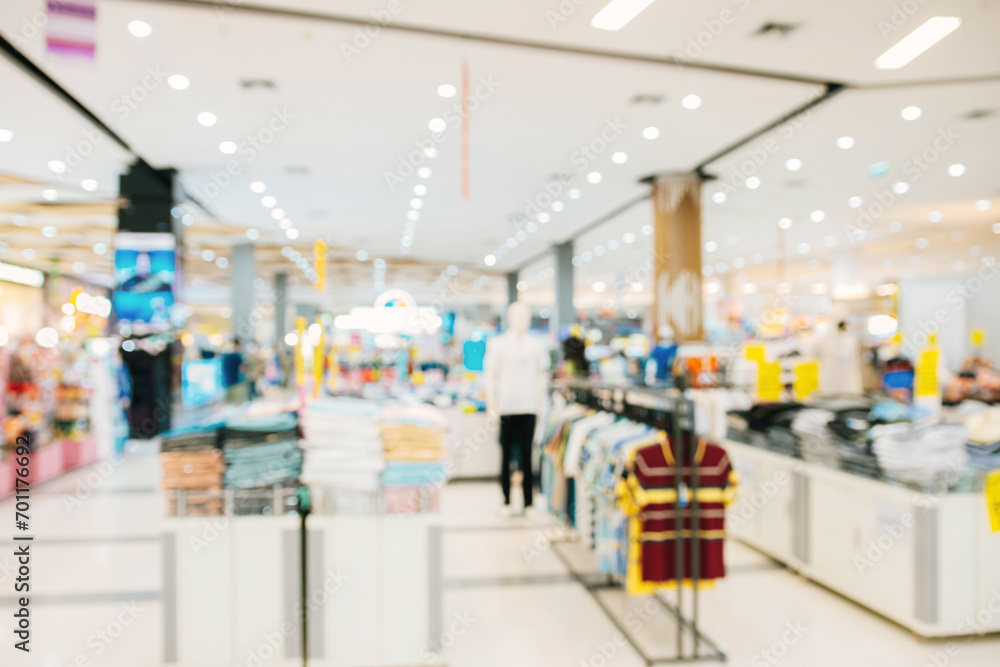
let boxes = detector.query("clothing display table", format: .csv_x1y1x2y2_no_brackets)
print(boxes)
723,439,1000,637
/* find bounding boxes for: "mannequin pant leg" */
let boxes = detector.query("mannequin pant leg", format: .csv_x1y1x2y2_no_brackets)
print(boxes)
500,414,536,508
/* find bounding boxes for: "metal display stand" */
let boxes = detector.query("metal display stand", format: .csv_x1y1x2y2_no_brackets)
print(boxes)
558,382,727,664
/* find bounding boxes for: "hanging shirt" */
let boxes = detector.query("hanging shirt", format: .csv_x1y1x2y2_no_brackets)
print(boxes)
618,434,738,594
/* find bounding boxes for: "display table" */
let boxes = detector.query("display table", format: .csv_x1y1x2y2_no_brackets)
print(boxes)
445,407,500,480
723,439,1000,637
163,508,303,667
306,512,442,666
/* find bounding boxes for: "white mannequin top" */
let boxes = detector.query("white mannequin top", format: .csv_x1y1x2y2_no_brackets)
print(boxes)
483,303,549,416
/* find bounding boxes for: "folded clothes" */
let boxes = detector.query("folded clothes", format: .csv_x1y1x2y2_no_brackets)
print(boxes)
223,440,303,489
873,423,969,490
160,450,225,490
382,461,448,487
965,408,1000,446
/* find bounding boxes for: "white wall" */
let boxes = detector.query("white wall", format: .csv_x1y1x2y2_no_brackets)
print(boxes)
897,276,968,369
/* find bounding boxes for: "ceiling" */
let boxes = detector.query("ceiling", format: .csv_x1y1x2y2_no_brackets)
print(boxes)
0,0,998,313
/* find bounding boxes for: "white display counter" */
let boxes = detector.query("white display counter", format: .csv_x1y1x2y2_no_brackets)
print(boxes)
723,439,1000,637
163,512,304,667
306,512,443,666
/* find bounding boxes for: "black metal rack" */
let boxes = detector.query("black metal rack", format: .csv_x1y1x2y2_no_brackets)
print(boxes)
554,381,727,664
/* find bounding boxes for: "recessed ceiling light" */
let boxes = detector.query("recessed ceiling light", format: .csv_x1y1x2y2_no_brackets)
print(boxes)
712,192,727,204
12,215,26,226
167,74,189,90
611,152,628,164
484,254,496,266
410,198,424,210
889,220,903,232
356,250,368,261
407,210,420,221
591,0,657,31
423,146,437,158
261,196,276,208
623,232,636,244
642,126,660,140
785,158,802,171
250,181,266,193
271,208,286,219
286,228,299,239
594,245,606,256
952,230,964,242
732,258,745,269
587,172,602,184
22,249,36,260
418,167,432,178
797,243,810,254
608,239,619,250
892,181,909,194
641,224,653,235
947,163,966,177
245,228,260,240
836,136,855,149
507,238,518,249
42,189,58,201
197,111,217,127
875,16,962,70
41,226,56,238
568,188,582,199
702,266,714,277
516,230,528,242
778,217,792,229
428,118,446,133
127,20,152,37
538,212,551,223
582,251,593,261
975,199,992,211
992,223,1000,235
277,219,291,230
201,249,215,261
824,236,837,247
705,241,717,252
810,210,825,222
715,261,727,273
746,176,761,189
0,129,12,142
928,210,943,222
526,222,538,232
916,237,929,249
552,201,565,212
413,185,428,196
47,160,66,173
848,196,863,208
72,261,86,274
81,179,98,191
216,257,229,268
592,281,605,293
93,243,107,255
681,94,702,110
901,106,922,120
437,84,457,98
219,141,237,154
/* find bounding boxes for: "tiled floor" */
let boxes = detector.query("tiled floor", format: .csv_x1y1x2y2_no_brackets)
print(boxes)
1,447,998,665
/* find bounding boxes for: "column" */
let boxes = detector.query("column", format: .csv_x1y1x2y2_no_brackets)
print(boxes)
506,271,519,306
231,243,255,343
553,240,575,335
651,174,704,343
274,272,288,344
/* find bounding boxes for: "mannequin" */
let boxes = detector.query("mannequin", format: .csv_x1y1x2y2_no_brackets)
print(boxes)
646,325,678,385
483,302,549,514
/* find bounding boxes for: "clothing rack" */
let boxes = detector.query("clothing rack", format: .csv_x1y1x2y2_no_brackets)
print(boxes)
556,381,727,665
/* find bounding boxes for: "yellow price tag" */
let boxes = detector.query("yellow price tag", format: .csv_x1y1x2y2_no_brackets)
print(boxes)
412,372,425,386
986,471,1000,533
793,361,819,400
915,347,939,397
745,344,766,364
758,361,782,401
972,329,986,347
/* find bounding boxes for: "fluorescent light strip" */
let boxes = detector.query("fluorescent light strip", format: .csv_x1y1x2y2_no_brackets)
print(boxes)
875,16,961,69
0,261,44,287
591,0,657,31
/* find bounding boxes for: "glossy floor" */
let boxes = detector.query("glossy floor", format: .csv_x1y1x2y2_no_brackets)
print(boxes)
1,447,998,666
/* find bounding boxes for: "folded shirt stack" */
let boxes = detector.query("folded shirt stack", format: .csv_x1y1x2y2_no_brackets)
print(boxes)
161,450,225,516
873,423,970,490
300,398,385,493
379,403,448,462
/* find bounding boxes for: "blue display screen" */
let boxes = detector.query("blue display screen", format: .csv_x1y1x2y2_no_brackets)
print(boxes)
181,358,224,409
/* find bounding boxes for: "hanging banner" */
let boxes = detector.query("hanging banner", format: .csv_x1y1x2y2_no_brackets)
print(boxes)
312,317,325,398
294,316,307,387
46,0,97,59
314,239,326,293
